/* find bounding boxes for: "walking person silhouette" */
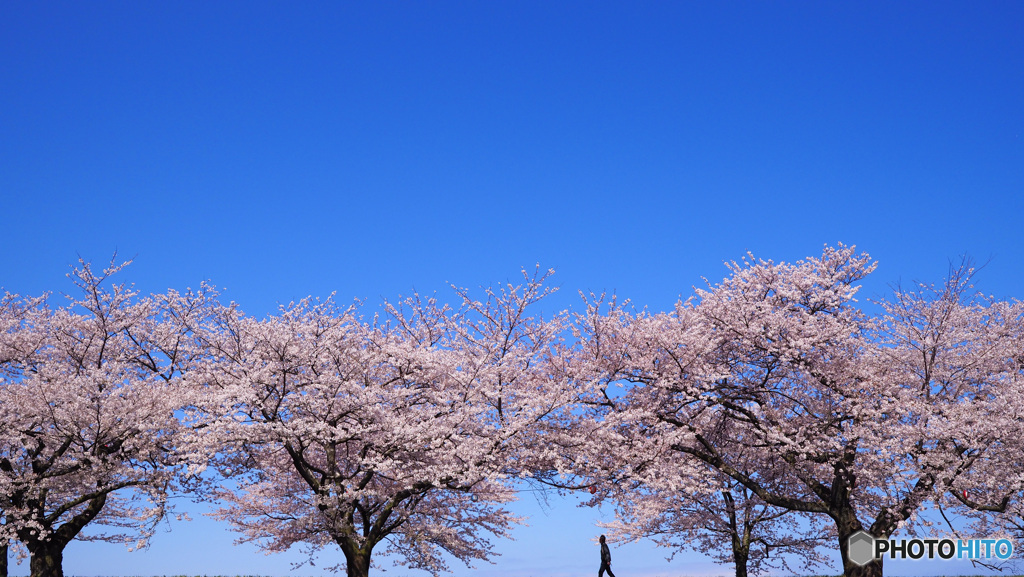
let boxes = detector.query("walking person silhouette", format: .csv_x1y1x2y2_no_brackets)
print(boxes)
599,535,616,577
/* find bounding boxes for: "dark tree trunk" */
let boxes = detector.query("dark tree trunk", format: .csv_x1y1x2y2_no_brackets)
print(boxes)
1,540,8,577
20,493,108,577
836,508,883,577
338,536,375,577
841,555,883,577
732,546,749,577
27,541,64,577
344,548,372,577
723,491,751,577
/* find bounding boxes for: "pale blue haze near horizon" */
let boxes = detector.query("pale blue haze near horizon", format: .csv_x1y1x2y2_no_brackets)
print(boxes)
2,2,1023,576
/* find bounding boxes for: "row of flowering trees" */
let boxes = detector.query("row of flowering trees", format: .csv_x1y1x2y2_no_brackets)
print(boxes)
0,259,575,577
2,246,1023,577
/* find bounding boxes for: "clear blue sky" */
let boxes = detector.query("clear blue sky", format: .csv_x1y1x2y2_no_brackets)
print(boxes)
2,2,1022,576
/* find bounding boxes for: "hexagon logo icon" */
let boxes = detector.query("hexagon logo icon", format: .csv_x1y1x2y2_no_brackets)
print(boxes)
847,530,877,566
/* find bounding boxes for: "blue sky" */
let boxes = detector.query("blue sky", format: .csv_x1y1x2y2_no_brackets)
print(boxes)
2,2,1023,576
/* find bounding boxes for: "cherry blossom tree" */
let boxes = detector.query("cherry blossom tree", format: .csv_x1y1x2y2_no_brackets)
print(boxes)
1,289,46,577
187,269,570,577
604,474,832,577
565,245,1024,577
870,261,1024,568
579,411,832,577
541,292,831,577
0,259,214,577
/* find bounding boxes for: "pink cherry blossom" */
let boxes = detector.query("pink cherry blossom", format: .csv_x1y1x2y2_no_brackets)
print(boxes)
186,268,571,577
560,245,1024,577
0,257,216,577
